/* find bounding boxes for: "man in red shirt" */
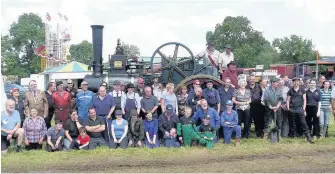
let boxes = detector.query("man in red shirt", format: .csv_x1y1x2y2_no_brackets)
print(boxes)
52,81,71,122
222,61,254,88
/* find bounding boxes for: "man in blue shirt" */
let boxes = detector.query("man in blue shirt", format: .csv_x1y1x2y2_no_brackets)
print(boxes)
93,86,116,143
218,78,235,113
192,99,220,130
202,80,221,113
1,99,24,153
76,81,94,123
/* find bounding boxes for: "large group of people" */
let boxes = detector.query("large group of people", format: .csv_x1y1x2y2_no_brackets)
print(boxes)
2,73,334,154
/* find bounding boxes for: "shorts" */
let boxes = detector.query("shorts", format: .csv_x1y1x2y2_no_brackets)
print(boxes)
1,135,17,151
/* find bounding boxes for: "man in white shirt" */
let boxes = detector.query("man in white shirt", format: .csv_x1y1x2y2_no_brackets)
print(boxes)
109,80,124,113
218,44,234,74
195,42,220,78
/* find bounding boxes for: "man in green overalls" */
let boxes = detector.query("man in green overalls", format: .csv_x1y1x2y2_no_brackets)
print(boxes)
177,107,200,146
198,115,216,149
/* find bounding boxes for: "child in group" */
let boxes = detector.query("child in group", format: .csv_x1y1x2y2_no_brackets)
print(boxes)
177,107,200,146
163,128,180,148
198,115,216,149
70,127,90,150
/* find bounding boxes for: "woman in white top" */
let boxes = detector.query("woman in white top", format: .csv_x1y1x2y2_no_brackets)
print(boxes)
121,83,141,120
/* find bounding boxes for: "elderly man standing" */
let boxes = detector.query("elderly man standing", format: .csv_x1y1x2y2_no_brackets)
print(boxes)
93,86,116,143
1,99,24,153
52,81,71,122
135,78,145,98
218,44,234,74
85,108,106,149
247,75,264,137
141,86,159,119
202,80,221,113
66,79,78,110
24,80,48,119
76,81,94,123
262,77,283,139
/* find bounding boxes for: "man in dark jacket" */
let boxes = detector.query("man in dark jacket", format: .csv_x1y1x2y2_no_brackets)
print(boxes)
128,109,144,147
45,82,56,129
158,104,180,144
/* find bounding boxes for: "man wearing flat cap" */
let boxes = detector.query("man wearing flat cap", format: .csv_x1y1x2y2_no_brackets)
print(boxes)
262,77,283,139
52,81,72,122
195,41,220,78
158,104,180,144
218,44,234,74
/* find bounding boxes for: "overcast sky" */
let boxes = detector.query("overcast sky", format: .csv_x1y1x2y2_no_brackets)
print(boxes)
2,0,335,63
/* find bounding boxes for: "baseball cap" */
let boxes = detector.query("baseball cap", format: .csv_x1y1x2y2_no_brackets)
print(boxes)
11,88,19,93
204,115,211,120
226,100,233,106
166,104,173,111
115,110,123,116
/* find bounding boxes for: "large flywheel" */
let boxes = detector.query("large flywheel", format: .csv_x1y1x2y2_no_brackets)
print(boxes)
150,42,196,85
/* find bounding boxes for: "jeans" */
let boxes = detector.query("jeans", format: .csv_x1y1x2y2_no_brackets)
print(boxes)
63,138,77,149
145,138,160,149
109,137,128,149
89,137,106,149
237,109,250,137
320,107,331,136
223,125,241,144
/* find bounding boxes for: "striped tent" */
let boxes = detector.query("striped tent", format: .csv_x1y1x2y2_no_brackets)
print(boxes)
44,61,89,73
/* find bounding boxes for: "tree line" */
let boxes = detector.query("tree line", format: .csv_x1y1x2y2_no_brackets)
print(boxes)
1,13,317,79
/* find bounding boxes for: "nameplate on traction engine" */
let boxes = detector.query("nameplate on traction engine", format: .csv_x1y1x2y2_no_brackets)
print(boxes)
114,60,123,68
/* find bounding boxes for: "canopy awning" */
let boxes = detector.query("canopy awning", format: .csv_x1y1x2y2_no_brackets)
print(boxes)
44,61,90,74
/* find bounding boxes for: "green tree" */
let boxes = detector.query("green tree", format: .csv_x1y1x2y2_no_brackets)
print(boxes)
272,35,317,63
69,40,93,65
1,13,45,78
206,16,279,68
123,44,140,57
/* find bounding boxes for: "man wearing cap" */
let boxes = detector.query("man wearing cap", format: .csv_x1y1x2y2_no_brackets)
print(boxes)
121,83,141,120
286,77,313,143
52,81,72,122
85,108,106,149
9,88,25,127
66,79,78,110
221,100,241,146
109,80,124,117
222,61,254,88
247,75,264,137
45,82,56,129
262,77,283,139
192,99,220,131
128,109,144,147
141,86,159,119
195,42,220,78
76,81,94,123
218,44,234,74
46,120,65,152
158,104,180,144
93,86,116,143
202,80,221,113
198,115,216,149
24,80,48,119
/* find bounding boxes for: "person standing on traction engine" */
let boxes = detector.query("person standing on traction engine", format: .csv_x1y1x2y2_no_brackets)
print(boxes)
195,41,220,78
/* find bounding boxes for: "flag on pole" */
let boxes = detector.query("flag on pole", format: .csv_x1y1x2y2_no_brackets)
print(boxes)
64,15,68,21
46,12,51,21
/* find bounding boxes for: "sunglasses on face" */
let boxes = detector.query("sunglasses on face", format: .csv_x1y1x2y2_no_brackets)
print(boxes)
68,83,73,84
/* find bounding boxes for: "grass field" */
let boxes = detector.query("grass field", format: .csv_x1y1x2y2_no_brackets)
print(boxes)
2,117,335,173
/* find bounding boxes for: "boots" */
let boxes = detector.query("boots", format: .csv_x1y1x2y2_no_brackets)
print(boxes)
263,132,269,140
235,138,241,146
323,125,328,138
306,133,314,143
